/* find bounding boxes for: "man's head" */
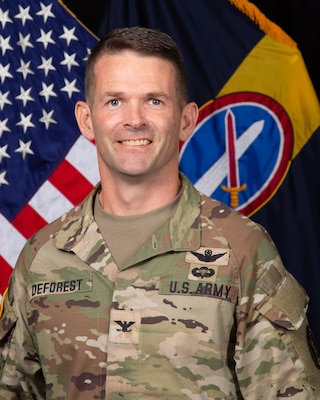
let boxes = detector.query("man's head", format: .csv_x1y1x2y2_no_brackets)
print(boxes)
75,26,198,197
85,26,188,108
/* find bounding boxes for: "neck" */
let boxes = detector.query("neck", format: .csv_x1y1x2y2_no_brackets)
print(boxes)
98,171,181,216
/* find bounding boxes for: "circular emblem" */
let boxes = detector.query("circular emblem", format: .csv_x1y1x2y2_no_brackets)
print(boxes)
179,92,293,215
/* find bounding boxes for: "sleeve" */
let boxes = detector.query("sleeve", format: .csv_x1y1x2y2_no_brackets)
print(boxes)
234,230,320,399
0,283,26,399
0,255,45,399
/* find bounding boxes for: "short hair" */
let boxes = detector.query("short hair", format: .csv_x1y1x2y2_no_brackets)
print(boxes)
84,26,188,106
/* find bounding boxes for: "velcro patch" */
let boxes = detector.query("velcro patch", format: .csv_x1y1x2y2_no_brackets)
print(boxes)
109,309,141,344
29,277,93,298
186,248,229,266
188,264,218,282
160,279,237,303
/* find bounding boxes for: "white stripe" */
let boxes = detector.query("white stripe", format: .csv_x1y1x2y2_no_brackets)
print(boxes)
28,181,73,223
65,135,100,185
195,120,264,195
0,214,26,267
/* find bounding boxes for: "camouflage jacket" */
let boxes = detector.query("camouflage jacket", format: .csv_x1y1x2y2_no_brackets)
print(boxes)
0,175,319,399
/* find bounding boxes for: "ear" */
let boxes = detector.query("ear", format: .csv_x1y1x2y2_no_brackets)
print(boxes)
179,102,199,142
74,101,95,141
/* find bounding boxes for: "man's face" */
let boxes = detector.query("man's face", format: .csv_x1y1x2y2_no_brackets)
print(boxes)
79,51,195,183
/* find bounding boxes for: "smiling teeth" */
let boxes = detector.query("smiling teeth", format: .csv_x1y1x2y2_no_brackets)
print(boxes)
122,139,150,146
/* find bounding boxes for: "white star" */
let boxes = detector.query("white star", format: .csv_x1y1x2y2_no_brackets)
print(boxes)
0,91,12,111
61,78,80,99
83,47,91,62
39,82,57,103
14,5,33,26
39,109,57,129
17,32,34,53
37,56,56,76
0,63,13,84
15,139,34,160
0,118,10,138
60,52,79,72
0,144,10,162
16,112,35,134
0,8,12,29
17,59,35,80
0,35,13,56
36,29,55,49
16,87,34,107
59,26,78,46
36,2,55,23
0,170,9,187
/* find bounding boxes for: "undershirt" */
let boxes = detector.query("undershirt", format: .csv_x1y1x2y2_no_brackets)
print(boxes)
94,191,181,269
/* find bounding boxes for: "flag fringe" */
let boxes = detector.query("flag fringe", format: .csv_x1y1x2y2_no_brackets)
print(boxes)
228,0,297,48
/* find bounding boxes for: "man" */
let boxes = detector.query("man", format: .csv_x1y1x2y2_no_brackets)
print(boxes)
0,27,319,399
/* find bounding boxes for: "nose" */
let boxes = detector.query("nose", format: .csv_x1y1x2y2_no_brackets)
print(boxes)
124,101,146,130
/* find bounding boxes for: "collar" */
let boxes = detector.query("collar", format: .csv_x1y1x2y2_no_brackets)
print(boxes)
54,174,201,267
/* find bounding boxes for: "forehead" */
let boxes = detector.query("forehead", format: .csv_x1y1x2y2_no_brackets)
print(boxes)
93,50,177,85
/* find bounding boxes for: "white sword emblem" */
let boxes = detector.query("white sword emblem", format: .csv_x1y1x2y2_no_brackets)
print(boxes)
221,110,247,207
194,113,265,199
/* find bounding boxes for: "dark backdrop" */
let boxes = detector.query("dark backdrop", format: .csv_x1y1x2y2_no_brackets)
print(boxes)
61,0,320,343
63,0,320,99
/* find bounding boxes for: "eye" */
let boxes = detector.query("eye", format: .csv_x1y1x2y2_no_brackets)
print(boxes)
109,99,120,106
150,98,162,106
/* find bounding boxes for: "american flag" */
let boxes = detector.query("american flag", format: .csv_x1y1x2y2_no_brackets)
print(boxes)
0,0,99,294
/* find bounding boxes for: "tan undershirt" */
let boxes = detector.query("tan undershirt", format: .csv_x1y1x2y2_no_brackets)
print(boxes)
94,191,181,269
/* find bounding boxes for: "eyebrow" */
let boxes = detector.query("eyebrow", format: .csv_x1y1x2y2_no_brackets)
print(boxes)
101,91,169,98
101,91,124,98
147,91,169,99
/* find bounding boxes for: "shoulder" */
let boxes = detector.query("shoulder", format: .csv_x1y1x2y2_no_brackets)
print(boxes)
198,193,283,280
200,193,267,239
17,186,98,267
14,209,73,273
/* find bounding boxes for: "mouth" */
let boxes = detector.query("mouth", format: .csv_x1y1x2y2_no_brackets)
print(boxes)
120,139,151,146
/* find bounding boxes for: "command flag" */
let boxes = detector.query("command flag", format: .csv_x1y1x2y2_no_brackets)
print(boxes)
0,0,99,294
101,0,320,344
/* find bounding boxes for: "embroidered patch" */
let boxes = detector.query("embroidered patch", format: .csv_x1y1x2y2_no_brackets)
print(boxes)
109,309,141,344
188,264,218,282
160,279,237,303
29,276,93,298
185,248,229,282
185,247,229,266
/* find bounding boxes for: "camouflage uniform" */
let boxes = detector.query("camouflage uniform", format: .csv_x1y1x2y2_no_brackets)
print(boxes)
0,174,319,399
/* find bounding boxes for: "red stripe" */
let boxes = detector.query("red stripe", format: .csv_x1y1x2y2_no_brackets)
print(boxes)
0,256,13,294
49,159,94,205
11,204,47,239
226,111,238,188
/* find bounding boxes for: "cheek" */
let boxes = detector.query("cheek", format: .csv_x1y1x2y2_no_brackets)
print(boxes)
164,120,182,144
157,112,180,133
160,130,181,157
91,116,113,139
